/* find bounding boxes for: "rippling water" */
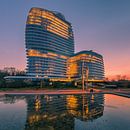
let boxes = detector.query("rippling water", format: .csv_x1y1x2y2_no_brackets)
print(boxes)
0,94,130,130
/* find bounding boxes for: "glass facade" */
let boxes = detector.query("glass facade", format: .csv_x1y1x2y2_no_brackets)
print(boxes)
67,50,105,81
25,7,104,81
26,7,74,78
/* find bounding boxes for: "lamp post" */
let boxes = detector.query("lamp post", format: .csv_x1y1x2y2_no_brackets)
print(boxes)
82,60,85,91
82,59,89,91
86,67,89,90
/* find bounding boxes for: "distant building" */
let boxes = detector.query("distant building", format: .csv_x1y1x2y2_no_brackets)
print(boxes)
67,50,105,81
3,67,16,75
26,7,74,78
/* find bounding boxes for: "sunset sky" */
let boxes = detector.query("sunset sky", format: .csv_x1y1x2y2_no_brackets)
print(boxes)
0,0,130,78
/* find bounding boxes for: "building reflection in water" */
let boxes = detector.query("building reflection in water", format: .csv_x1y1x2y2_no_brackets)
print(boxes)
24,94,104,130
0,94,104,130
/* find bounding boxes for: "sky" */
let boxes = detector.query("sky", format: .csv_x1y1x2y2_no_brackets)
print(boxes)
0,0,130,78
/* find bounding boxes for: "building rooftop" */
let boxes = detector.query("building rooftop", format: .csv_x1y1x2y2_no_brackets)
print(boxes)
72,50,103,58
29,7,71,25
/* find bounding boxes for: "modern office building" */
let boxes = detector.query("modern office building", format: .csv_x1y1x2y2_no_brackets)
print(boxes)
26,7,74,78
5,7,105,82
14,7,105,83
67,50,105,81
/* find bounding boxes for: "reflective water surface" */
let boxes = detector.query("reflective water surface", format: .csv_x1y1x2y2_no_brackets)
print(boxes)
0,94,130,130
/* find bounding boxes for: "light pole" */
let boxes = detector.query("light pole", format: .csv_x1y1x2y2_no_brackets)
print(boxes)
82,59,89,91
82,60,85,91
85,67,89,90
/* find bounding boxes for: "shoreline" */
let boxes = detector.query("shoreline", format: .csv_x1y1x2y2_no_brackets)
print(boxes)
0,88,130,97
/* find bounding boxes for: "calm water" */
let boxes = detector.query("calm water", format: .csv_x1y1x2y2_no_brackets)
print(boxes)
0,94,130,130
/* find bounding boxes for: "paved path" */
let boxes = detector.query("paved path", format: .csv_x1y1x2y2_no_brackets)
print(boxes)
0,89,92,95
0,89,130,97
94,88,130,98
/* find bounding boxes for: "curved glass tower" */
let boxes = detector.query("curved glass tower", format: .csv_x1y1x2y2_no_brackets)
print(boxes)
26,7,74,78
67,50,105,81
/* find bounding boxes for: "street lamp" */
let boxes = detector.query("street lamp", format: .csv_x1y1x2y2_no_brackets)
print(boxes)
82,59,89,91
82,60,85,91
85,67,89,90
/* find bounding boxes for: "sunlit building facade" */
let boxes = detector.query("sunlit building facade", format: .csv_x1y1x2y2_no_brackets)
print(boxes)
26,7,74,78
67,50,105,81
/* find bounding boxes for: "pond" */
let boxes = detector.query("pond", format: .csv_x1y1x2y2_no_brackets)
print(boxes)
0,94,130,130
